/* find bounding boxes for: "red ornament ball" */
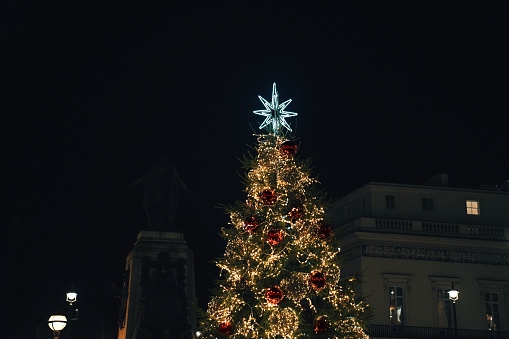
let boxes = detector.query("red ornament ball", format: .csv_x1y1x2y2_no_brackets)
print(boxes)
280,140,298,157
317,223,332,239
260,188,277,205
218,321,234,336
265,286,284,305
266,229,284,246
289,206,304,221
310,271,326,290
314,316,329,333
244,216,260,234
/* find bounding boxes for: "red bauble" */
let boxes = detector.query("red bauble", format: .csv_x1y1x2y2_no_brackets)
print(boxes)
280,140,298,157
317,223,332,239
265,286,284,305
289,206,304,221
260,188,277,205
310,271,326,290
266,229,284,246
244,216,260,234
218,321,234,336
314,316,329,333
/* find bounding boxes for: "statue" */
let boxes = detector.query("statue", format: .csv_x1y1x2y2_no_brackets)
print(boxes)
127,155,191,231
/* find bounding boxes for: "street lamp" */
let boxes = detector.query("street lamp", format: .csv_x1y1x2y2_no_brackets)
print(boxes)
66,291,77,304
448,283,459,339
48,315,67,339
66,288,78,339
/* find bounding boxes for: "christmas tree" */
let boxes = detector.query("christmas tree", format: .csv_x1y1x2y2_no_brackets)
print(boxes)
199,83,370,338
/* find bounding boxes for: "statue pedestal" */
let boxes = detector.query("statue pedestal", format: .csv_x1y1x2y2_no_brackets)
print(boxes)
118,230,196,339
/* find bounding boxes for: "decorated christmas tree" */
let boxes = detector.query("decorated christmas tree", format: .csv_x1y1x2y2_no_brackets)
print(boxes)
199,83,370,338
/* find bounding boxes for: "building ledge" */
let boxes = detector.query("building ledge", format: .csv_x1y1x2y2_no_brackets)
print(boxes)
337,217,508,242
368,324,509,339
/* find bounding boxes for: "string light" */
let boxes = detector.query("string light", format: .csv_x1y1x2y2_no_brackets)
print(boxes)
269,308,299,337
201,133,369,338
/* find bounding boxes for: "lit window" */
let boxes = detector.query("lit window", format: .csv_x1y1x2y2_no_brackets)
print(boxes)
422,198,434,212
389,286,405,325
386,195,395,210
466,200,480,215
486,292,502,331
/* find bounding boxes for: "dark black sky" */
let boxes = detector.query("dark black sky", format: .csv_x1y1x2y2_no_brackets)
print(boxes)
3,3,508,338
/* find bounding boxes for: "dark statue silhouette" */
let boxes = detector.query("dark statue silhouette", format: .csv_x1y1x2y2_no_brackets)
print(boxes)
127,155,191,231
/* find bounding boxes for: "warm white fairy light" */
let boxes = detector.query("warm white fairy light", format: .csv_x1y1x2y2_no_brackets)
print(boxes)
203,133,369,338
269,308,299,337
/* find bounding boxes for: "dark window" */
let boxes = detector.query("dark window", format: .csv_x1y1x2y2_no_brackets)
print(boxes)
422,198,434,212
386,195,395,210
345,205,351,220
437,289,454,328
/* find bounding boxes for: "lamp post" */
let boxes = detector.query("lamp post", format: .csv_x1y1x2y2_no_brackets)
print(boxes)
48,315,67,339
66,289,78,339
448,283,459,339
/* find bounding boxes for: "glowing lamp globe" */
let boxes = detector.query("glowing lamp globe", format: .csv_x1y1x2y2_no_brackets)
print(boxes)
66,291,77,304
48,315,67,331
448,288,459,303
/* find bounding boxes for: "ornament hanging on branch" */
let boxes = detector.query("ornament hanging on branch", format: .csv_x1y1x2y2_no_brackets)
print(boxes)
314,316,329,333
280,140,298,157
218,321,234,336
281,272,309,301
266,229,284,246
260,188,277,205
265,286,284,305
310,271,326,290
289,206,304,222
317,223,332,239
269,308,300,337
243,216,260,234
326,266,341,285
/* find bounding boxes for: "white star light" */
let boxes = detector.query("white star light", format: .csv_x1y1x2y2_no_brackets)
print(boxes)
253,83,297,134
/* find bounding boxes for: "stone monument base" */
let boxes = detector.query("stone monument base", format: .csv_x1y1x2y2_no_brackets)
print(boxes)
118,230,196,339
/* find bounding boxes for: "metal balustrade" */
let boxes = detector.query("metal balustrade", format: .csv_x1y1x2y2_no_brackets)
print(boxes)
368,325,509,339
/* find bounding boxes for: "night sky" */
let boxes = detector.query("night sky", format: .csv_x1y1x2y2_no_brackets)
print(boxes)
3,3,508,338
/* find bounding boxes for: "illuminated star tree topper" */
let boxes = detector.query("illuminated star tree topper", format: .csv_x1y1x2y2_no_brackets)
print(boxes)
253,83,298,135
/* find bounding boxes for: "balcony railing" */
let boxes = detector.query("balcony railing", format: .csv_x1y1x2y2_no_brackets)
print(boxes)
368,325,509,339
343,217,506,240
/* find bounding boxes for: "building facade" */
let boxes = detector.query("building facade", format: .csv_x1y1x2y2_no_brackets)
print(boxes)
332,176,509,338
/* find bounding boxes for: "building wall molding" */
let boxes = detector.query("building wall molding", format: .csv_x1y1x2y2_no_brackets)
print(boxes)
343,241,509,266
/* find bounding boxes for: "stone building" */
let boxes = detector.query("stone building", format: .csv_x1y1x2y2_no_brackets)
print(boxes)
332,174,509,338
